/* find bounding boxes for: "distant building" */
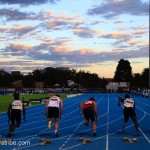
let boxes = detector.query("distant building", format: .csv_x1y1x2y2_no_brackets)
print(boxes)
56,67,69,71
35,82,44,88
11,71,21,75
106,82,130,92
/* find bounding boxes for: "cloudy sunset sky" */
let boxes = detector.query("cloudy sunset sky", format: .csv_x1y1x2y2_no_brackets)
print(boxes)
0,0,149,78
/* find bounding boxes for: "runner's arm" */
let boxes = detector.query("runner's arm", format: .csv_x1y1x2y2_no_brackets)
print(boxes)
22,104,26,121
59,99,63,119
133,99,135,110
79,102,84,115
93,102,98,121
7,103,12,123
44,99,49,116
118,97,124,106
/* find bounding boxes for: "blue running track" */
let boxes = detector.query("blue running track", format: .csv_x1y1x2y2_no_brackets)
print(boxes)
0,93,150,150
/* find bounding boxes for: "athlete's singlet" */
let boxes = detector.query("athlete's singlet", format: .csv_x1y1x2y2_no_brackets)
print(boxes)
124,98,134,108
12,100,23,110
48,96,60,108
83,100,94,108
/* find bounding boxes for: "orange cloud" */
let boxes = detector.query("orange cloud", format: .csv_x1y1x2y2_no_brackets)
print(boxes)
0,26,8,31
73,28,103,38
42,41,53,45
110,32,127,38
53,42,72,54
44,10,71,20
95,30,104,35
115,26,127,30
10,42,33,50
79,48,100,55
54,46,72,54
126,38,134,44
132,30,146,35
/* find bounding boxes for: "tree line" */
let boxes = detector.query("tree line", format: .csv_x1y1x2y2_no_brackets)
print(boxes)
0,59,149,89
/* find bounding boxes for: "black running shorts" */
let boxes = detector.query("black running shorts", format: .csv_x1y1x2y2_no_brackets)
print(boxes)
11,109,21,127
123,107,136,123
83,107,95,122
47,107,59,118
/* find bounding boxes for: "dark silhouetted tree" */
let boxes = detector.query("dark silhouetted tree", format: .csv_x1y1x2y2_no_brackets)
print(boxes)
131,73,141,87
141,68,149,88
0,69,12,88
114,59,132,82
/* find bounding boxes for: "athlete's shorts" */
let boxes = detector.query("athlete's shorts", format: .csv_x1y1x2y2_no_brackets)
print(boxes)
47,107,59,118
83,107,95,122
123,107,137,123
11,109,21,127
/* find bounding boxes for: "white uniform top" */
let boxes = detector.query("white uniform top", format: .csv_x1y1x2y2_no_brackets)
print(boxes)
12,100,23,110
47,96,60,108
124,98,134,108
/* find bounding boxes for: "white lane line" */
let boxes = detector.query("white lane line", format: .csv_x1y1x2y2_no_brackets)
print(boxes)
59,94,104,150
13,94,148,150
114,94,150,143
59,122,83,150
12,95,88,149
136,105,150,116
139,127,150,143
62,110,147,150
106,94,109,150
135,99,150,107
13,109,109,141
12,94,104,149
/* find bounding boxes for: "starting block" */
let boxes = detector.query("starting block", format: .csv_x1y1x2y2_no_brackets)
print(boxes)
0,139,3,144
123,136,129,141
86,138,92,143
79,137,92,143
40,138,51,145
122,137,137,143
79,137,84,142
7,138,13,142
129,138,137,143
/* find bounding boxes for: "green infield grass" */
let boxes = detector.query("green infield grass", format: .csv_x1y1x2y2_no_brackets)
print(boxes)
0,93,67,113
